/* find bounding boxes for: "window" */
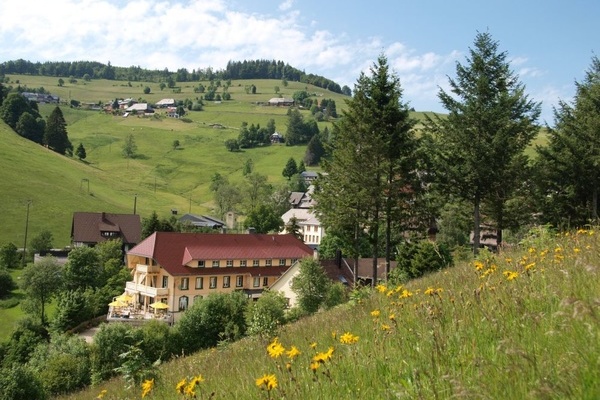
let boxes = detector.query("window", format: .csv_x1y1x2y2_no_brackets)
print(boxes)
253,259,260,267
223,276,230,288
226,260,233,267
162,276,168,288
236,275,243,288
265,259,272,266
180,278,189,290
179,296,188,311
212,260,220,268
263,277,269,286
198,260,205,268
291,259,298,264
279,259,286,266
253,277,260,287
195,277,204,289
209,276,217,289
240,260,247,267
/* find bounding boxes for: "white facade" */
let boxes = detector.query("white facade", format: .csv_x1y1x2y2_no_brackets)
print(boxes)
281,208,325,248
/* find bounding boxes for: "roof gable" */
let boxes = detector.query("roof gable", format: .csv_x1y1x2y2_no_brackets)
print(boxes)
71,212,141,245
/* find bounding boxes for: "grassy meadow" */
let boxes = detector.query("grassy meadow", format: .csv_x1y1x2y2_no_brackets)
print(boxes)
60,227,599,399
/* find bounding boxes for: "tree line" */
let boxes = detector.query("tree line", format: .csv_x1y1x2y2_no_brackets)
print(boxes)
0,58,350,95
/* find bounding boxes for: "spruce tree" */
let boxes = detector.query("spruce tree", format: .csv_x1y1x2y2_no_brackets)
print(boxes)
424,32,540,252
75,142,87,160
44,106,72,155
282,157,298,180
314,54,419,283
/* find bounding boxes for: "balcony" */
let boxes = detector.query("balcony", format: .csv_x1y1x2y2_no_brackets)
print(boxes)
126,281,169,297
135,263,161,274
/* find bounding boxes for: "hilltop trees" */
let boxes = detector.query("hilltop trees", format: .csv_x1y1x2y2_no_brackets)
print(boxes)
44,106,73,155
424,32,540,253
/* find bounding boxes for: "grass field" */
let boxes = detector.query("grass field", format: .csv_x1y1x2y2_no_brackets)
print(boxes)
59,227,600,399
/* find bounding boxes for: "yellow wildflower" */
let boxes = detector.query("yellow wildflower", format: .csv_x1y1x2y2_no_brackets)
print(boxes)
310,361,321,372
503,271,519,281
184,384,195,398
400,289,413,298
176,378,187,394
424,287,435,296
473,261,484,271
312,347,334,363
286,346,301,360
370,310,381,318
389,313,396,321
267,337,285,358
141,378,154,399
309,342,317,349
574,247,581,253
436,288,443,294
525,262,536,271
375,284,387,293
256,374,277,391
97,389,107,399
381,324,391,331
339,332,359,344
505,257,513,264
190,374,204,386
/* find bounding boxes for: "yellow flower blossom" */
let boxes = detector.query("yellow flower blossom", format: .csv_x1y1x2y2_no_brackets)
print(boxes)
370,310,381,318
389,313,396,321
399,289,413,298
473,261,484,271
503,271,519,281
286,346,301,360
176,378,187,394
184,384,196,398
574,247,581,253
267,337,285,359
525,262,536,271
190,374,204,386
97,389,108,399
141,378,154,399
309,342,317,349
310,361,321,372
436,288,443,294
381,324,391,331
339,332,359,344
424,287,435,296
312,347,334,363
505,257,513,264
375,284,388,293
255,374,277,391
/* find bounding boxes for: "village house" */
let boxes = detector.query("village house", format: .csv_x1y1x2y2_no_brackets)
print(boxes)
281,185,323,248
120,232,313,322
71,212,141,253
178,214,226,230
268,97,294,106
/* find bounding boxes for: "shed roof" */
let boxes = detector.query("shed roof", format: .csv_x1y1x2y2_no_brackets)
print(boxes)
71,212,141,245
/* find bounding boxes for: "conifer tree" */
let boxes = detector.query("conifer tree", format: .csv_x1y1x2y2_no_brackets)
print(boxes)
44,106,72,155
424,32,540,252
535,55,600,226
75,142,87,160
314,54,419,283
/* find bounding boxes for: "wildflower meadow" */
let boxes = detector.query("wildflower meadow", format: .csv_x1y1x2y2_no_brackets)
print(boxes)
62,227,599,399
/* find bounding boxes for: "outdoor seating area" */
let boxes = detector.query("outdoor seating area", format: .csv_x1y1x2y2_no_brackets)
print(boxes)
107,293,173,325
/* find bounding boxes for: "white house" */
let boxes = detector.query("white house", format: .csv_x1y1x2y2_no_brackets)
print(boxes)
281,208,324,249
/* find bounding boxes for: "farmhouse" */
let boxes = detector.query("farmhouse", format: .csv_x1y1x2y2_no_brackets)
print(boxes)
268,97,294,106
121,232,313,322
179,213,226,230
155,98,175,108
71,212,141,253
126,103,154,114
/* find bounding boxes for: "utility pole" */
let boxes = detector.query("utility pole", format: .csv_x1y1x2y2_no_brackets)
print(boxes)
133,194,138,215
22,200,32,268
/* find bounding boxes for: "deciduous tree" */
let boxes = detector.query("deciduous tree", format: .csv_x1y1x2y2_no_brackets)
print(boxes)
20,257,63,325
291,257,331,314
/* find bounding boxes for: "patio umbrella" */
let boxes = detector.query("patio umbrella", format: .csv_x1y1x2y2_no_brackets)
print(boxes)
117,293,134,303
149,302,169,309
108,300,127,307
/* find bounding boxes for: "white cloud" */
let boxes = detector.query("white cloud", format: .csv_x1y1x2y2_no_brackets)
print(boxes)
279,0,294,11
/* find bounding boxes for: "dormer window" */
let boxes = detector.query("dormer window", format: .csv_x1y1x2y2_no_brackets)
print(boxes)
198,260,205,268
101,231,119,238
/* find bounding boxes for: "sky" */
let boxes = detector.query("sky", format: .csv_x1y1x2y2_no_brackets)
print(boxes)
1,0,598,123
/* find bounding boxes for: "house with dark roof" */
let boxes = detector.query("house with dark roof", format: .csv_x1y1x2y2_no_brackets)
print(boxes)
71,212,141,252
122,232,313,321
178,214,226,230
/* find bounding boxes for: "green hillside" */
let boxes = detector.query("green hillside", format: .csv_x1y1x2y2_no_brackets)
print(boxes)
0,75,353,246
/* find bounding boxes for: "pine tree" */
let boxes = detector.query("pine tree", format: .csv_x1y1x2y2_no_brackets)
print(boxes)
44,106,72,155
535,55,600,226
75,142,87,160
282,157,298,180
424,32,540,253
314,54,419,283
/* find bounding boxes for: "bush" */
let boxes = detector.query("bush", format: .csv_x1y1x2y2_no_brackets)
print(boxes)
395,240,453,279
0,268,16,298
0,364,46,400
90,323,140,383
0,297,19,309
246,290,287,337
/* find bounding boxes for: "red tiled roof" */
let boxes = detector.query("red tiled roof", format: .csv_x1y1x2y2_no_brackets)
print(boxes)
71,212,141,245
128,232,314,276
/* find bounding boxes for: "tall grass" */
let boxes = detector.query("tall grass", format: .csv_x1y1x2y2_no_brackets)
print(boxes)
61,227,599,399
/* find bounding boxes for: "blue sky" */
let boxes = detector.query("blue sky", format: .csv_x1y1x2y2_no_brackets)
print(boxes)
1,0,598,123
